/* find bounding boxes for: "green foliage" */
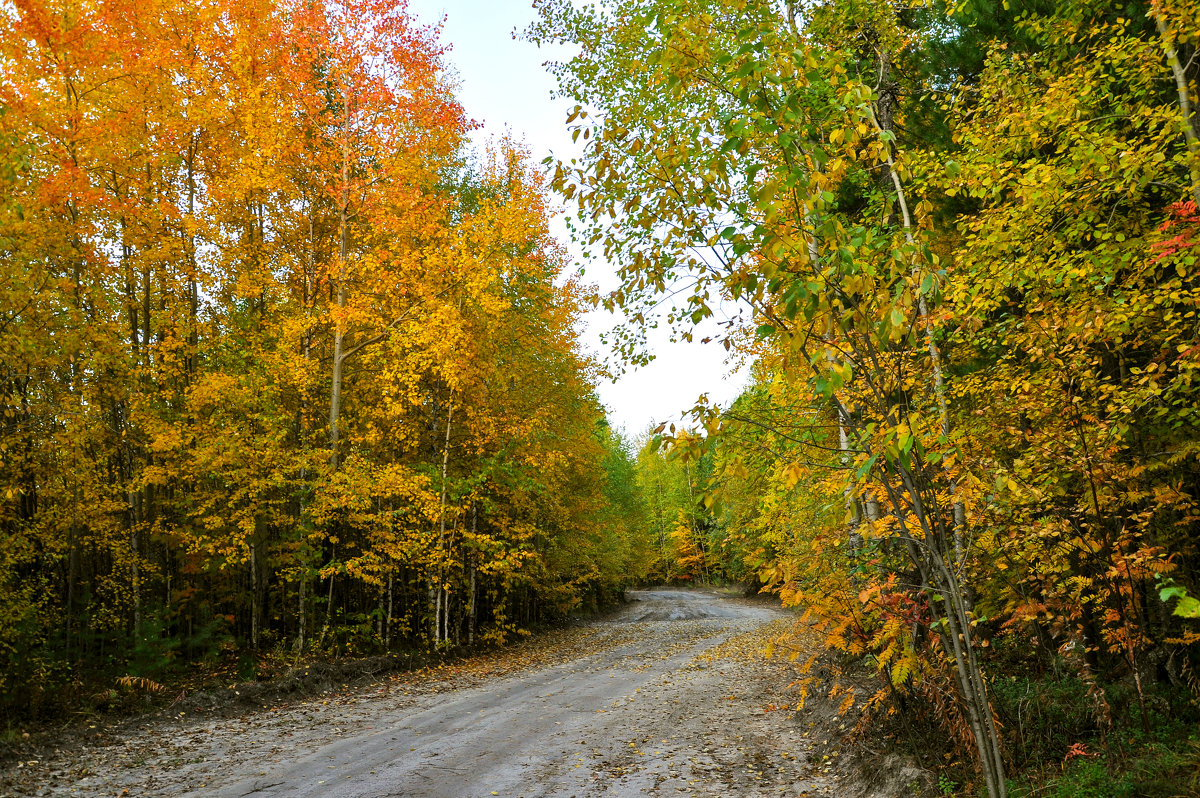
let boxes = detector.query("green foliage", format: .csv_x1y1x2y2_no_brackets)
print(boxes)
633,433,725,584
1159,582,1200,619
178,607,236,663
533,0,1200,796
128,612,182,680
1005,734,1200,798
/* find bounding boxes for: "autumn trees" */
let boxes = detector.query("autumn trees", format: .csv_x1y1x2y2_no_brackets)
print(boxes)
0,0,645,719
536,0,1200,793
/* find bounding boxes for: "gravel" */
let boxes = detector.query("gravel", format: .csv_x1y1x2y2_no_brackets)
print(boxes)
3,589,868,798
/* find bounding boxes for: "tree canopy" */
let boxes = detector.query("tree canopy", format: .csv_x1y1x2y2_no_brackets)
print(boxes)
532,0,1200,794
0,0,647,718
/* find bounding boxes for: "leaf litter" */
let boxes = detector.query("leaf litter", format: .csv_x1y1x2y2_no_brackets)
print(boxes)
2,590,903,797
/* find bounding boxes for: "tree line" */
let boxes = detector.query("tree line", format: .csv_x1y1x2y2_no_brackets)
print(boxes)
0,0,648,719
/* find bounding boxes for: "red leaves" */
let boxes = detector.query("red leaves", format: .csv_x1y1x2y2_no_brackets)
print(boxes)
1062,742,1096,763
1150,200,1200,263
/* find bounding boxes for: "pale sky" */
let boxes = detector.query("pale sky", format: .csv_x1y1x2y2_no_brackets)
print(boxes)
407,0,750,439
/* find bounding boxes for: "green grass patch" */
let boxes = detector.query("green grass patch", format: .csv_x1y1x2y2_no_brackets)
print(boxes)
1006,734,1199,798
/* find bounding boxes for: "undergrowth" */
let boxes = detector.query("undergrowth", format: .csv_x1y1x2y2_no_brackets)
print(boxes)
1003,733,1199,798
827,642,1200,798
944,672,1197,798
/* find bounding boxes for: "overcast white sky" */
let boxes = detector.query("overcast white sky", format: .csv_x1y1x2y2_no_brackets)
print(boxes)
406,0,750,439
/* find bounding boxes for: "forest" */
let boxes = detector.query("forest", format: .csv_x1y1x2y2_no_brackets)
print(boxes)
3,0,1200,796
530,0,1200,795
0,0,648,721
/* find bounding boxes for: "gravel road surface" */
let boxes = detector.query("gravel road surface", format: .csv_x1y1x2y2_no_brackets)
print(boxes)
6,589,846,798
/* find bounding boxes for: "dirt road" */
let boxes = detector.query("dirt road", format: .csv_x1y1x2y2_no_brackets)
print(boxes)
8,589,848,797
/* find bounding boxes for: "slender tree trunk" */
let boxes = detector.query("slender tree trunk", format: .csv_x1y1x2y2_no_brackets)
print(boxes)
865,78,974,581
186,142,199,378
324,571,335,646
142,260,151,369
119,224,144,633
683,460,707,582
130,493,141,631
837,411,863,552
250,540,260,649
376,589,384,640
321,543,335,647
655,482,668,577
878,466,1008,798
468,503,477,646
809,212,873,544
386,573,394,649
296,572,307,654
324,154,349,651
433,401,454,643
1152,1,1200,206
434,587,443,644
67,505,78,661
468,563,477,646
813,206,1008,795
329,141,350,470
